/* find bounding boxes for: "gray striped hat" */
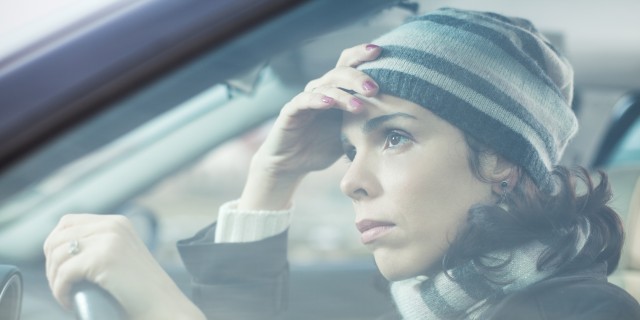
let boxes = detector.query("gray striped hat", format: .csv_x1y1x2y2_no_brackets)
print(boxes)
359,7,578,193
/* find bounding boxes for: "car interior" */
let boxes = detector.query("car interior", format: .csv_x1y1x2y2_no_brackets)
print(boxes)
0,0,639,319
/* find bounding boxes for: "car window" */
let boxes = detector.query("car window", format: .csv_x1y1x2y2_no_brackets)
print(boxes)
0,62,298,260
589,92,640,169
609,116,640,168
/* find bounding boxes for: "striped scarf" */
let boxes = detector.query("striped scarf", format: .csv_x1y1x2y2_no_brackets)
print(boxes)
390,242,554,320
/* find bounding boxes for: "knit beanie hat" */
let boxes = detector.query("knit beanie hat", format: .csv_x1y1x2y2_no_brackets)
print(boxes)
359,7,578,193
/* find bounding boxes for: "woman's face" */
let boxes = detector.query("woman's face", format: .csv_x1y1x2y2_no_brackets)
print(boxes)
340,94,494,281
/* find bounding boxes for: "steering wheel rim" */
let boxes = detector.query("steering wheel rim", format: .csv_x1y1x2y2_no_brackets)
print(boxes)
0,265,22,320
72,281,126,320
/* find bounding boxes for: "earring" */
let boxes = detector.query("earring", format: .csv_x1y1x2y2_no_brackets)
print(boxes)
498,180,509,207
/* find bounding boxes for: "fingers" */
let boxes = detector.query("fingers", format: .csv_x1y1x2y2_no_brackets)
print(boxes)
45,214,134,256
335,43,381,68
306,67,378,97
49,244,89,308
42,214,189,319
43,214,135,309
291,66,377,121
304,43,381,99
309,86,365,112
281,86,365,122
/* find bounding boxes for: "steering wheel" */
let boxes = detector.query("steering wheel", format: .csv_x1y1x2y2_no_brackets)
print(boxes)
72,281,126,320
0,265,126,320
0,265,22,320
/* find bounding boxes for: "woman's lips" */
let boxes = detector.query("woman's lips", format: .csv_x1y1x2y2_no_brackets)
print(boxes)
356,219,395,244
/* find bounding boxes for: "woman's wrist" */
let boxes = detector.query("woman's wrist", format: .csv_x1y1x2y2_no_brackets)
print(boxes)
238,154,305,211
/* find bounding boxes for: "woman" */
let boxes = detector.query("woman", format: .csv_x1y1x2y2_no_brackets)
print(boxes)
43,8,640,319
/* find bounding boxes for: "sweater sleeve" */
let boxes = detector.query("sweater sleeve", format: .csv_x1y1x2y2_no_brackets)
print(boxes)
214,200,291,243
176,200,292,319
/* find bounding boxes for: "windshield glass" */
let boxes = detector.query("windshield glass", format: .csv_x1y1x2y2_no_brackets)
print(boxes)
2,1,640,320
0,0,130,61
0,0,408,257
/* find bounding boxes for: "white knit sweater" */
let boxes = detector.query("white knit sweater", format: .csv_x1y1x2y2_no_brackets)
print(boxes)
213,200,291,243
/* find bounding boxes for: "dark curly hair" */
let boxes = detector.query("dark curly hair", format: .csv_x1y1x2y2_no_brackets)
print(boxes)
442,134,625,276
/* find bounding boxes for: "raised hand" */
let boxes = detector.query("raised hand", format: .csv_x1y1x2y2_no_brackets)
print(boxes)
238,44,382,210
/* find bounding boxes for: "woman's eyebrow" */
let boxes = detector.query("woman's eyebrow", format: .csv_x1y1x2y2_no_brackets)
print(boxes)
362,112,417,134
340,112,418,144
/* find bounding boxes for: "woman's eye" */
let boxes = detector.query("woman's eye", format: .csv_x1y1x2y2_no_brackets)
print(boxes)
384,130,411,148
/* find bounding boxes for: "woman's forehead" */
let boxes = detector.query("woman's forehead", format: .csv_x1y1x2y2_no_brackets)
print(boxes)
342,94,427,127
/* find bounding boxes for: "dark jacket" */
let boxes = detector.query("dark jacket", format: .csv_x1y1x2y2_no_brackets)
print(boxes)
178,223,288,319
485,265,640,320
177,223,640,320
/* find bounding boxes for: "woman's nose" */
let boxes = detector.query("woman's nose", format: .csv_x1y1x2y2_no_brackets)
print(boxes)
340,155,377,201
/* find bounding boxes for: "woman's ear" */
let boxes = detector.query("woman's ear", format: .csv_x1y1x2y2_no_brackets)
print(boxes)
480,153,519,194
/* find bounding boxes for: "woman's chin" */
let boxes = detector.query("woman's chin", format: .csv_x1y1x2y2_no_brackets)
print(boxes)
375,260,422,282
374,253,442,281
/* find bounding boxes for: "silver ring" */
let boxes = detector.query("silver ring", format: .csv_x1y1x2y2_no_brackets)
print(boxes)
68,239,80,256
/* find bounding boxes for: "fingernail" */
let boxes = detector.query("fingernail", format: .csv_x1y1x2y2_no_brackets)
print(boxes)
363,80,378,92
366,44,379,51
350,98,363,111
321,95,334,104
